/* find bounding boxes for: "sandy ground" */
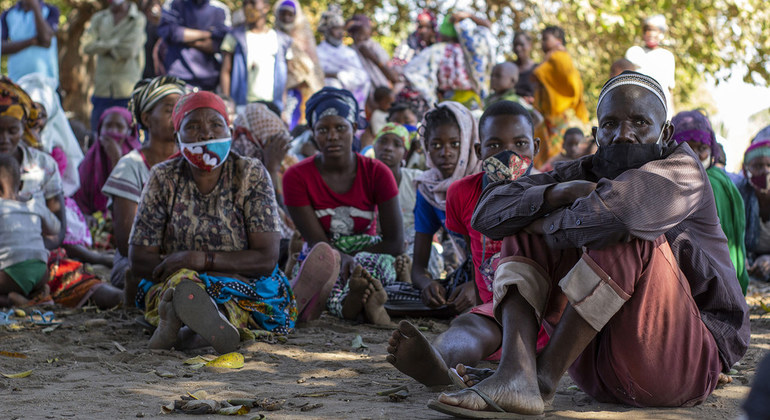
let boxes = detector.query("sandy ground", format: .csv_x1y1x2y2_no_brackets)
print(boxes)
1,281,768,420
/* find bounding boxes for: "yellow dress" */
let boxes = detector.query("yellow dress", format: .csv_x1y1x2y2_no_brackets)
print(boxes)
533,50,589,168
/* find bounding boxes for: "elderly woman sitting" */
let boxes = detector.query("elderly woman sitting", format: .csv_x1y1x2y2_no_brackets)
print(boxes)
129,91,296,353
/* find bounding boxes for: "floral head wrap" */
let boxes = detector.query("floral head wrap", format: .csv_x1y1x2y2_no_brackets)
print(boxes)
375,122,410,150
0,76,40,148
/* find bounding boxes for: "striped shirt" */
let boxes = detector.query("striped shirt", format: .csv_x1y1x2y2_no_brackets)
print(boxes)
472,144,750,370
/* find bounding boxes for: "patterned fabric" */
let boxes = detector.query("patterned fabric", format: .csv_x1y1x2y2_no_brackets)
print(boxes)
128,75,187,128
233,103,287,148
138,267,297,335
415,101,480,211
129,154,280,255
333,234,381,255
0,76,39,148
172,91,229,131
32,249,105,308
455,17,497,101
305,86,360,127
482,150,532,184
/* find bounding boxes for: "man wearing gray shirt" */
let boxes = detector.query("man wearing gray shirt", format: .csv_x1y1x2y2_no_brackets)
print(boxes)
430,72,750,417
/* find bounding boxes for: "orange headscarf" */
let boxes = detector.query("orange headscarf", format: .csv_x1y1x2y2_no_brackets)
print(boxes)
0,76,40,148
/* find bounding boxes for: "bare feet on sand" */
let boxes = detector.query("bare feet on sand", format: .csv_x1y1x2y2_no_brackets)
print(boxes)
148,289,182,349
360,268,392,326
386,320,451,386
342,265,368,320
437,368,545,415
394,254,412,284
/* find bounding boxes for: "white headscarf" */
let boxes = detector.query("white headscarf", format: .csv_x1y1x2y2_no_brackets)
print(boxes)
17,73,84,197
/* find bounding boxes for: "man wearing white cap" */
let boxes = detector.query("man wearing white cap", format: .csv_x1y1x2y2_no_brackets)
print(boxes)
429,71,749,417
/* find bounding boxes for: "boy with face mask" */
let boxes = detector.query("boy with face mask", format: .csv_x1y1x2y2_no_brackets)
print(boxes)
386,100,548,387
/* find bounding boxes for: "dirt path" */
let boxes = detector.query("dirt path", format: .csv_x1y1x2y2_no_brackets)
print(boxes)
1,286,768,420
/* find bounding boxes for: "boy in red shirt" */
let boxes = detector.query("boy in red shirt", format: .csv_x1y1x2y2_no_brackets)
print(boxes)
387,100,543,386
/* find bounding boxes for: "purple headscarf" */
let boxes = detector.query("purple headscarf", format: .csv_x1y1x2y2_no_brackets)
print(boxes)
671,110,719,159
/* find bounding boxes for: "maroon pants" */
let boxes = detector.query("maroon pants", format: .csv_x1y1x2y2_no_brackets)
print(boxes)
501,234,722,407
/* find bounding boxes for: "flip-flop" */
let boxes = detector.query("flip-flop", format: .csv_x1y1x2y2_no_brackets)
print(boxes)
0,310,17,326
173,280,239,354
28,310,60,325
292,243,340,322
427,387,543,419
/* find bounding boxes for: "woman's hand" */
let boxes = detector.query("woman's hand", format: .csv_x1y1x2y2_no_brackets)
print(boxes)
262,132,291,174
447,281,477,313
420,280,447,307
152,251,203,282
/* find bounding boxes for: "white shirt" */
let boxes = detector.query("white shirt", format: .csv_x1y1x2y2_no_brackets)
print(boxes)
625,45,676,117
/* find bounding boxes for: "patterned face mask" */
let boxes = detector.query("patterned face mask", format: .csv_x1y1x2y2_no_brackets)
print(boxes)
482,150,532,184
178,136,232,172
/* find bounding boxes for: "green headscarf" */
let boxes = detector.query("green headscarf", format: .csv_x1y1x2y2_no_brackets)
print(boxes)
438,15,457,39
375,122,411,150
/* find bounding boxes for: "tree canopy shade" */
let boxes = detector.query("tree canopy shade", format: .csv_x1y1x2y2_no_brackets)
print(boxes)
0,0,766,123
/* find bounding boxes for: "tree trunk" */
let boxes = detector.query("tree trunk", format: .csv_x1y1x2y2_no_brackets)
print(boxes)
58,3,98,129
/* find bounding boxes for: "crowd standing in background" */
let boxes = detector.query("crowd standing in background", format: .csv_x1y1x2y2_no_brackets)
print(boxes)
0,2,766,417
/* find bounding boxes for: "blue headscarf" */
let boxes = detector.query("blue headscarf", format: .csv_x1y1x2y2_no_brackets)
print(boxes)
305,87,360,128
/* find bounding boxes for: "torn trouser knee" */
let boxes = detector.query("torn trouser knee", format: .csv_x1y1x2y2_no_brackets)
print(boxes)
493,257,550,323
558,254,631,331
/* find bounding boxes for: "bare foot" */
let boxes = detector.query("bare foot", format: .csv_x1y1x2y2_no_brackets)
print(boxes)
717,372,733,387
438,368,544,415
361,269,392,326
148,289,182,349
341,265,367,320
394,254,412,284
386,320,451,386
455,364,494,387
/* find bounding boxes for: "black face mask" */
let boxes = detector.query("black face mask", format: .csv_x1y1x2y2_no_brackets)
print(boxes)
591,142,662,180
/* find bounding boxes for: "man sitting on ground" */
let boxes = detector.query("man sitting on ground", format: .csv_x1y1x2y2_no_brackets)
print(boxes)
430,71,750,417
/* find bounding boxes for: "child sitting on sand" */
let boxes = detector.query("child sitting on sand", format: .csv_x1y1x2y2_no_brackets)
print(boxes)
0,155,60,307
387,100,548,386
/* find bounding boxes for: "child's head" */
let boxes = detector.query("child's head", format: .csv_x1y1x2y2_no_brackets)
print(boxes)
422,105,462,179
477,100,539,161
562,127,585,159
609,58,637,78
490,62,519,94
373,86,394,112
373,123,410,170
0,154,20,200
387,102,418,126
541,26,565,53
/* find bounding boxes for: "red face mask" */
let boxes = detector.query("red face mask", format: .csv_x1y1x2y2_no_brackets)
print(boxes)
748,171,770,193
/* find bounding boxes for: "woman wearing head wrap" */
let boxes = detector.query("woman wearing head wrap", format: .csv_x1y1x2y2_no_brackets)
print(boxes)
672,110,749,294
73,107,141,216
0,76,65,249
316,4,370,110
273,0,324,129
283,87,404,325
102,76,186,289
16,73,84,197
402,11,495,112
737,130,770,282
130,90,299,352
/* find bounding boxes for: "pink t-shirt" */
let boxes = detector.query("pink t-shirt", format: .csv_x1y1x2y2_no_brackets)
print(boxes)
446,172,500,304
283,154,399,237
